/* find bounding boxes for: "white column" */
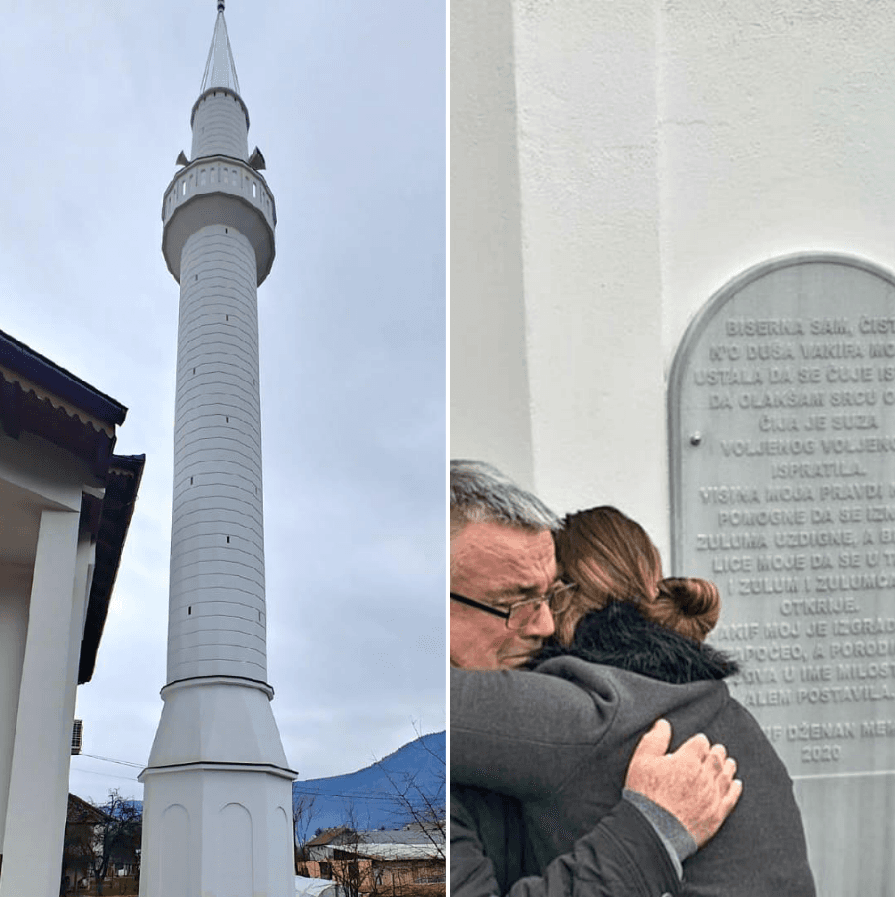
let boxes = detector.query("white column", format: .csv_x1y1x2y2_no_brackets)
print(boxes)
0,564,32,865
1,510,91,898
449,0,535,489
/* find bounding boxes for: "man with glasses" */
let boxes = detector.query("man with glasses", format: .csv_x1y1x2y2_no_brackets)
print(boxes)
450,460,741,895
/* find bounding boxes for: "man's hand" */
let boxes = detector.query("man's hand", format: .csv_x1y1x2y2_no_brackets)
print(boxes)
624,718,742,847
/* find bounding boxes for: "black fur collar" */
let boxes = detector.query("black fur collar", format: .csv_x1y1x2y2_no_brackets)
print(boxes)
530,601,738,684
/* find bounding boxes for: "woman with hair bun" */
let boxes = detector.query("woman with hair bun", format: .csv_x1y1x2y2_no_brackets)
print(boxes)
452,505,815,896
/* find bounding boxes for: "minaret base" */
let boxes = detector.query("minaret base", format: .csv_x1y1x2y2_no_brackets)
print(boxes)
139,679,296,897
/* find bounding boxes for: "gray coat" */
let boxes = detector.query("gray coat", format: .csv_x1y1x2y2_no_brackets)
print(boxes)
451,643,815,896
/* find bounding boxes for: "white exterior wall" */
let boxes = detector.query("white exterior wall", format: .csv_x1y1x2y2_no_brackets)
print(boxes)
513,0,668,546
659,2,895,358
451,2,895,894
451,0,895,553
191,90,249,161
169,224,267,683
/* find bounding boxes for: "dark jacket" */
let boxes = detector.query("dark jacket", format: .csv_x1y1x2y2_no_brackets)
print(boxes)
451,784,681,896
451,603,816,897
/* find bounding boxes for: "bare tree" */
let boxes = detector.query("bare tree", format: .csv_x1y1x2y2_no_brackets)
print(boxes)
293,792,317,875
375,726,445,861
330,803,368,897
73,789,142,896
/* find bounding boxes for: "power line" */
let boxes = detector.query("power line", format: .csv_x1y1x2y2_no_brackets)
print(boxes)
79,753,145,769
69,764,140,784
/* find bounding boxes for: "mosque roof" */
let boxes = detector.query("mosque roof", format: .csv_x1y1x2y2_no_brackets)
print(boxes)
201,2,241,94
0,327,144,685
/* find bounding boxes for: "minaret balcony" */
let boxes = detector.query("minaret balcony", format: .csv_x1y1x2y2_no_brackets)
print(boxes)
162,155,276,286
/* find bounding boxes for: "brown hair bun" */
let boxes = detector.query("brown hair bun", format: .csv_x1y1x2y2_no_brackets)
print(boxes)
653,577,721,641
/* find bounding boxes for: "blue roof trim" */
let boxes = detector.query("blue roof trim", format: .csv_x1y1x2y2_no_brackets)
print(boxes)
0,329,127,425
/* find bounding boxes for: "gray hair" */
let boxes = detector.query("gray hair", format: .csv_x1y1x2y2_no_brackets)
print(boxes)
450,460,559,538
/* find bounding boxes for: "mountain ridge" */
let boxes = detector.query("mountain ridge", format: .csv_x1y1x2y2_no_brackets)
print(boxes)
293,730,445,839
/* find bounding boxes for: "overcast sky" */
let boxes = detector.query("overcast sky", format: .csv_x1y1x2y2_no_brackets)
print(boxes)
0,1,445,802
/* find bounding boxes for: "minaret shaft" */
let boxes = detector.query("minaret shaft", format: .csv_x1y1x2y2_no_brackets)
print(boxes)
169,225,267,683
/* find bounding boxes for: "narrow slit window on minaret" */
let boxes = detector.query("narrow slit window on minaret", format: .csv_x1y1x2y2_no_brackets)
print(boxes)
226,536,230,544
188,606,192,615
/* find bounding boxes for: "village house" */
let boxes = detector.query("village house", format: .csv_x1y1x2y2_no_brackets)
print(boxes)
299,825,445,897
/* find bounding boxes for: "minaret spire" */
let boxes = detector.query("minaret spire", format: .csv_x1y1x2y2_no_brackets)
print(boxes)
201,0,240,94
138,5,292,895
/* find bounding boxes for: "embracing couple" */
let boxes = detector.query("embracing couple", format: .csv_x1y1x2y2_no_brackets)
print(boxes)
450,460,815,896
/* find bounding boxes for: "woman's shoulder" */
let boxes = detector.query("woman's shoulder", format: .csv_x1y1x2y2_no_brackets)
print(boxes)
533,655,728,730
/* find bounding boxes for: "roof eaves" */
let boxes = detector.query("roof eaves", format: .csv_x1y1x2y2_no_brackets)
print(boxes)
78,454,146,684
0,329,127,426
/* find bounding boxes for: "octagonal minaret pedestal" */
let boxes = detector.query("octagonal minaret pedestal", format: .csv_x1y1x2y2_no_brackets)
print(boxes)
139,5,296,896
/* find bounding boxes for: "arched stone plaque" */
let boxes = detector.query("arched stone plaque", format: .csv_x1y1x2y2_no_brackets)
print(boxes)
669,254,895,896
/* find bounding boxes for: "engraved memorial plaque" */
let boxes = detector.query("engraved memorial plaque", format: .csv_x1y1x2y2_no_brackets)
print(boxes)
670,254,895,895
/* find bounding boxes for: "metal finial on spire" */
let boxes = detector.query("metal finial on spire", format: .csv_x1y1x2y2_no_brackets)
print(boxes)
201,1,240,94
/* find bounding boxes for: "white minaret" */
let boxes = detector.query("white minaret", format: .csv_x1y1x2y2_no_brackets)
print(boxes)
139,4,296,895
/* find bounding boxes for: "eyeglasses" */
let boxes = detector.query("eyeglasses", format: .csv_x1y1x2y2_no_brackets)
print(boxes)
450,582,575,630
